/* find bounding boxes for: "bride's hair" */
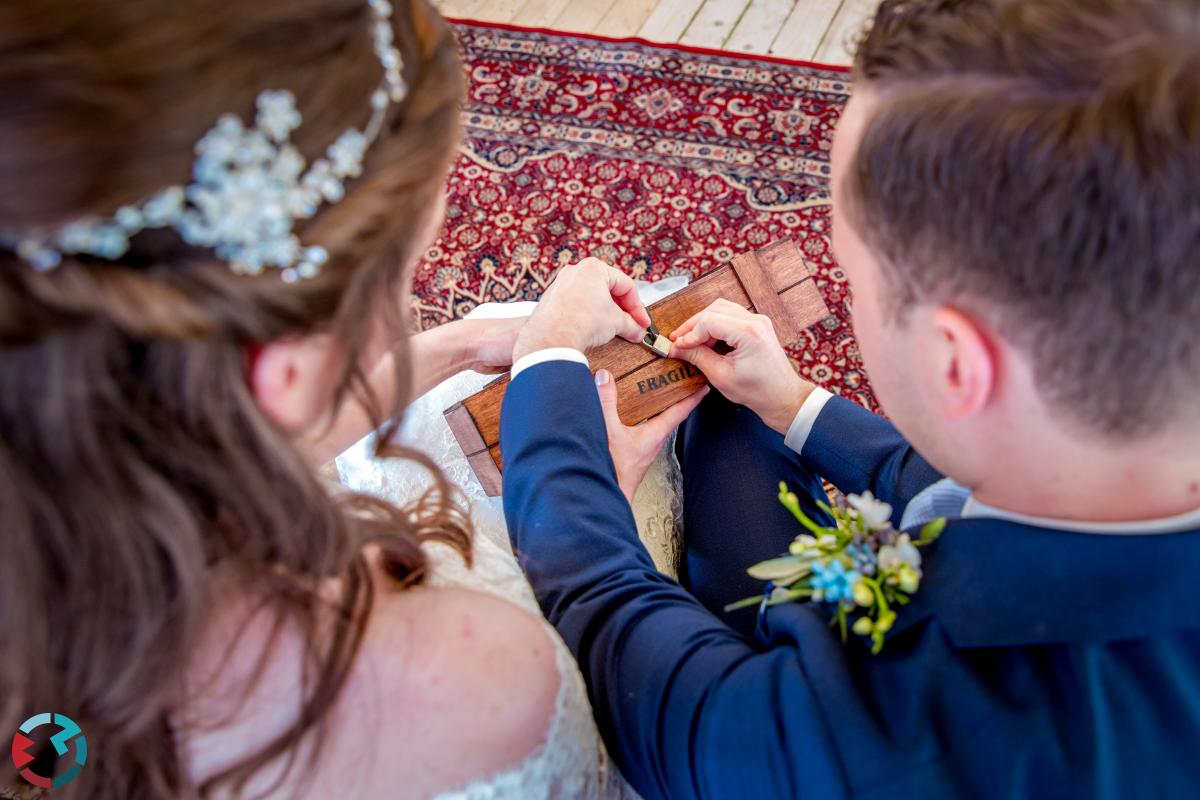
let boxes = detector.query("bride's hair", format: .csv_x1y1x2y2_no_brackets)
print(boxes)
0,0,470,796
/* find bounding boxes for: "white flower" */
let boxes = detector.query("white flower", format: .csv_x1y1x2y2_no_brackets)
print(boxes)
878,533,922,573
195,115,245,168
271,146,305,182
115,206,144,231
302,246,328,266
285,186,321,218
17,240,61,271
142,187,185,227
57,221,97,252
790,534,818,551
234,130,274,167
256,90,301,143
327,130,368,178
89,224,129,259
56,221,129,259
303,160,344,202
848,491,893,530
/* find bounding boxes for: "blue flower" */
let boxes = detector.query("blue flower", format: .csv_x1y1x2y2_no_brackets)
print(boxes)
845,542,877,576
810,560,861,604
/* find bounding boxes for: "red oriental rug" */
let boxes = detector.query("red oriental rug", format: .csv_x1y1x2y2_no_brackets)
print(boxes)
414,21,874,411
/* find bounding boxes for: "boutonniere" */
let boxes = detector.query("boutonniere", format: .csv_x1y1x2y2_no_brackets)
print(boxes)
726,483,945,654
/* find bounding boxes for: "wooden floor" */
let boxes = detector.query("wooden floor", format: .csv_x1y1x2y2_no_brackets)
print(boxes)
432,0,880,66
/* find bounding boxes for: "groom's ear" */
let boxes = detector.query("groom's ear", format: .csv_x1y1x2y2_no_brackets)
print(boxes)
249,335,338,431
925,307,997,423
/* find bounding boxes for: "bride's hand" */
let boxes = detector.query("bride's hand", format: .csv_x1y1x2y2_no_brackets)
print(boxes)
593,368,708,506
459,317,527,374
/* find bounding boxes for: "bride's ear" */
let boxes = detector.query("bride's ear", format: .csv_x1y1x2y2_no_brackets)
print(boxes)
248,335,338,431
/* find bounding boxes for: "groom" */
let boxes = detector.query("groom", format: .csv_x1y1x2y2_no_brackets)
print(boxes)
499,1,1200,797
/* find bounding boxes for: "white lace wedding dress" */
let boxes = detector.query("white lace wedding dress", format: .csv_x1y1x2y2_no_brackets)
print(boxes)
335,279,690,800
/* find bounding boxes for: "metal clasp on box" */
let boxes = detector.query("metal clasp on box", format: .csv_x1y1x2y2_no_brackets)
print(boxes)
641,321,671,357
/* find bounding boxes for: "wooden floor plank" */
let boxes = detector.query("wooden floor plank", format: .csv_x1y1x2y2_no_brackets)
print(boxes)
813,0,877,64
478,0,527,22
680,0,752,48
511,0,572,27
436,0,494,19
593,0,662,37
553,0,622,32
769,0,843,60
638,0,706,42
725,0,797,53
441,0,873,64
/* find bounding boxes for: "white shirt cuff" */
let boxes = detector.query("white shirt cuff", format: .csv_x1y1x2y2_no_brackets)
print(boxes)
510,347,590,380
783,387,834,454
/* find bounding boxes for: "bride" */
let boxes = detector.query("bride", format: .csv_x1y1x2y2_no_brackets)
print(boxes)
0,0,682,796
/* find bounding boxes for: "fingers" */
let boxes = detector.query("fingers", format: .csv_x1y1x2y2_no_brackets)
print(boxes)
669,299,753,341
669,340,722,375
669,309,702,342
593,368,622,428
616,310,647,344
602,264,652,329
671,310,754,351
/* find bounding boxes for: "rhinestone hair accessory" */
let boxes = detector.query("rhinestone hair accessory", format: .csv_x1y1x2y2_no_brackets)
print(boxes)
14,0,406,283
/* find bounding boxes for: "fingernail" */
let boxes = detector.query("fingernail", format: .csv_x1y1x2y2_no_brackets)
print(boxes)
595,369,610,385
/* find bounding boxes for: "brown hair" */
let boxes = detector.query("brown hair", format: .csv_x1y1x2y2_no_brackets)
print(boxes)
0,0,469,796
845,0,1200,437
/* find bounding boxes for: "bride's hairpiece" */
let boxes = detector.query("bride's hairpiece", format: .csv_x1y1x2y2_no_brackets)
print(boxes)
13,0,407,283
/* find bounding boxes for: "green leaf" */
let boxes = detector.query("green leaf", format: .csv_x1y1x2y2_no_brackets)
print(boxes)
917,516,946,545
764,587,813,607
778,483,829,536
747,556,812,582
723,595,765,613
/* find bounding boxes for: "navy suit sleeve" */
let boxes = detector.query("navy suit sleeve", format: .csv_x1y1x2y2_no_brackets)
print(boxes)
501,361,848,800
800,396,943,521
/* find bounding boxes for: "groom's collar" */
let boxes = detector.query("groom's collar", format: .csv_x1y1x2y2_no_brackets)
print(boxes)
890,517,1200,648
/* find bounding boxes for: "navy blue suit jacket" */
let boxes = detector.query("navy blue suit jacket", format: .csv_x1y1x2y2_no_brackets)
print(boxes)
500,361,1200,799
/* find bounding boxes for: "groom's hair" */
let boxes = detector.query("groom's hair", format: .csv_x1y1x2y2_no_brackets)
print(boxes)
845,0,1200,438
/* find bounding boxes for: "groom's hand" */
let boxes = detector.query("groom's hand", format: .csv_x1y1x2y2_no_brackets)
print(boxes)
594,368,709,505
512,259,652,362
669,298,815,435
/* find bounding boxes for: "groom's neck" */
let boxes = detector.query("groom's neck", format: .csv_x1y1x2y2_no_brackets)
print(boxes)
965,415,1200,526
